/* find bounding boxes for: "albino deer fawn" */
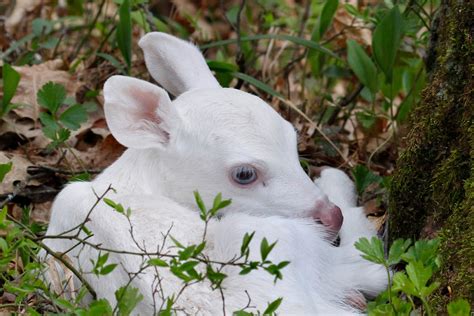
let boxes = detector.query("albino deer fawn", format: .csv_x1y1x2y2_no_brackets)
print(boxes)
42,32,387,315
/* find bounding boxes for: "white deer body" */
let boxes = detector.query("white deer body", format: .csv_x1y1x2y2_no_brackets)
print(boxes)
43,33,387,315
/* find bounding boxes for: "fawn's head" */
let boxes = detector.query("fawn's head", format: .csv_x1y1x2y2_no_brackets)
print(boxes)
103,33,342,235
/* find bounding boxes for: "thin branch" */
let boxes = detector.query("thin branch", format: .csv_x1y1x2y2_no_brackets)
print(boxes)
36,240,97,300
337,83,364,108
29,165,102,175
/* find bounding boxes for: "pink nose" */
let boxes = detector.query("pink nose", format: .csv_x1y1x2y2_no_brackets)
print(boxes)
310,201,343,233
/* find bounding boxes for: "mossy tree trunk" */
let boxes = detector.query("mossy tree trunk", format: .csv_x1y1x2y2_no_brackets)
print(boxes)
388,1,473,311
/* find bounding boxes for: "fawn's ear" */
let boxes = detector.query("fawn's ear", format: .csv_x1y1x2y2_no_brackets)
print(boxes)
103,76,179,149
138,32,220,97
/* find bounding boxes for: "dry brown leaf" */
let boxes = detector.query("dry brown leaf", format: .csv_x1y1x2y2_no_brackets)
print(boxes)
12,60,82,121
0,152,33,194
31,201,52,223
73,134,125,169
368,213,387,233
5,0,42,33
327,8,371,49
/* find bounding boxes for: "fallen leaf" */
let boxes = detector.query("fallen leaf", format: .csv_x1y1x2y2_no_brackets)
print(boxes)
5,0,41,33
0,152,32,194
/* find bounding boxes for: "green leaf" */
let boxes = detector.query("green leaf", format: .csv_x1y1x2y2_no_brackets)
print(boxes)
232,72,283,98
263,297,283,315
148,258,168,267
2,63,21,114
193,241,206,256
200,34,340,61
447,298,471,316
0,237,8,252
211,193,231,216
100,263,118,275
392,271,417,296
421,281,440,297
212,193,222,212
0,206,8,223
241,231,255,257
406,261,432,294
402,238,441,270
206,264,227,286
25,308,43,316
354,236,386,265
194,190,207,220
117,0,132,72
356,110,377,130
39,112,60,140
97,252,109,268
319,0,339,39
37,82,66,114
103,198,125,214
159,297,174,316
347,40,378,94
85,299,113,315
372,6,404,82
352,165,383,195
55,128,71,144
388,238,412,265
260,238,277,262
344,4,361,18
115,286,143,316
59,104,87,130
0,162,13,182
367,302,397,316
207,60,238,73
130,10,150,32
179,245,196,260
81,225,92,236
179,260,199,272
239,266,253,275
69,172,92,182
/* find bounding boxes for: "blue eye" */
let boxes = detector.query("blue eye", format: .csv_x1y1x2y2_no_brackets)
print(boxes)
231,165,257,185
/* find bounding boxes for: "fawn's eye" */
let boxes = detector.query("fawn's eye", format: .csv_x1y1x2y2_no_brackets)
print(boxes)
231,165,258,185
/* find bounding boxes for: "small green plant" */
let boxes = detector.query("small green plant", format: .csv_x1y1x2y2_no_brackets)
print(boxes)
352,164,384,196
36,81,89,153
356,237,471,316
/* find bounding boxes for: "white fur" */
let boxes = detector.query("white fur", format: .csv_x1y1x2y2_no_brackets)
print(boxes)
139,32,220,96
42,32,387,315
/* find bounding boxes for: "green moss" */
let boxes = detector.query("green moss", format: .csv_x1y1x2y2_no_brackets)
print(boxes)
388,1,473,311
431,170,474,311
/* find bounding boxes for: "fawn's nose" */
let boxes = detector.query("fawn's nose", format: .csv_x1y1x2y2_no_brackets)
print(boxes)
310,199,343,233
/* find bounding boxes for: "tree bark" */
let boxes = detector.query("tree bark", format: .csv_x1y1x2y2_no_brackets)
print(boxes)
388,1,473,311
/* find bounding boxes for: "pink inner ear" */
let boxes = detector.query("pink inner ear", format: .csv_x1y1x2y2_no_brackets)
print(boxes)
129,88,162,124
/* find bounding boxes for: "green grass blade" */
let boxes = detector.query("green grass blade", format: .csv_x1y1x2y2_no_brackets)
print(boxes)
117,0,132,73
232,72,283,98
201,34,341,61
